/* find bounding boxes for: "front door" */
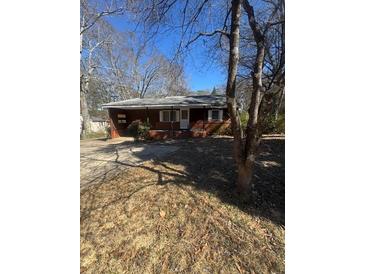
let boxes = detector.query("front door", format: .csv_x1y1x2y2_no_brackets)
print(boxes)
180,108,189,129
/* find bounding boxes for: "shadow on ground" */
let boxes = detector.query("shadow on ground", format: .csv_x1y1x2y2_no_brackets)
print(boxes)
80,136,285,273
83,136,284,225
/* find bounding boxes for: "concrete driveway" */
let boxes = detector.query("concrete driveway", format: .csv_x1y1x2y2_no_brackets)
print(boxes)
80,137,179,189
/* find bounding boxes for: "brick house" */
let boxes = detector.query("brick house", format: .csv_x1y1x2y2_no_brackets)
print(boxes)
102,95,231,139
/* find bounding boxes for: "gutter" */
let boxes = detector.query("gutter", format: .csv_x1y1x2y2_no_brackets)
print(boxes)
102,104,227,110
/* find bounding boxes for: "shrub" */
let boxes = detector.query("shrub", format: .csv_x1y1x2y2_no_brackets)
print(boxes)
127,120,140,137
262,114,285,134
274,114,285,133
239,111,284,134
137,121,151,140
127,120,151,141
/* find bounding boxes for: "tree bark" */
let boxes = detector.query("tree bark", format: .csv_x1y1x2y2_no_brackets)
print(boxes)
80,88,92,136
80,80,92,137
80,14,92,138
80,14,85,58
225,0,245,191
80,43,95,138
235,0,267,194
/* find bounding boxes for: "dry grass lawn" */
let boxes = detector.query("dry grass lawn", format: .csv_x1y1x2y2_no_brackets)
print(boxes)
80,136,285,273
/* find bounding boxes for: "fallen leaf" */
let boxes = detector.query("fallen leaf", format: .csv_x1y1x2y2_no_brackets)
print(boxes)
159,210,166,218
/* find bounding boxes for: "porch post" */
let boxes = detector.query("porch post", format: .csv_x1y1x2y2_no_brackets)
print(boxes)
203,106,205,132
145,107,149,124
108,109,117,139
171,106,174,137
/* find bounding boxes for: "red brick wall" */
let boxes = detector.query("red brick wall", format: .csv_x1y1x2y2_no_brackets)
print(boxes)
189,108,230,134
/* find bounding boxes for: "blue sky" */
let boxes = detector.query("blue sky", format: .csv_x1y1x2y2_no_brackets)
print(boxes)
156,32,226,91
184,54,226,91
107,16,226,92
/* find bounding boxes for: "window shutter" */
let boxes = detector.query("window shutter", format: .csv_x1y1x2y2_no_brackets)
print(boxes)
218,110,223,121
159,111,163,122
175,110,180,122
208,110,212,121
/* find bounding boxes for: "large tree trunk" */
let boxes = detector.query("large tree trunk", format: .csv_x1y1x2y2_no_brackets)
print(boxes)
225,0,246,191
80,72,93,137
235,0,267,193
80,87,92,137
80,43,95,138
80,14,85,58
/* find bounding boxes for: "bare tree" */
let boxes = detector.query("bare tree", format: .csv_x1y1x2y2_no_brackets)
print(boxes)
235,0,284,193
80,0,284,194
162,62,190,96
102,31,137,100
129,0,284,195
102,32,188,99
209,0,284,193
135,54,189,98
129,0,249,191
80,15,113,136
135,53,164,98
80,0,125,54
80,0,192,137
225,0,244,181
80,0,125,137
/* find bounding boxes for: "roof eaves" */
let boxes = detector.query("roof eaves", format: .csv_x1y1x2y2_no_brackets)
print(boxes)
102,103,227,110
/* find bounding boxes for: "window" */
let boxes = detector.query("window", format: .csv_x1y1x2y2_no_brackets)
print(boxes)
208,109,223,121
160,110,179,122
118,114,126,123
171,111,177,121
212,110,219,120
162,111,170,122
181,109,188,120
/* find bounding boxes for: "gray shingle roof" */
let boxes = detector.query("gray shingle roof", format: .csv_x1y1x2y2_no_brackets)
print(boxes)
102,95,227,109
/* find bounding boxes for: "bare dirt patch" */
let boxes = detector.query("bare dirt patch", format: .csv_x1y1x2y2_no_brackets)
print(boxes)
80,136,285,273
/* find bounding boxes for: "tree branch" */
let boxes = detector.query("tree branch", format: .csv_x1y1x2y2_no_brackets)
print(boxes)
81,8,124,35
186,30,230,48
